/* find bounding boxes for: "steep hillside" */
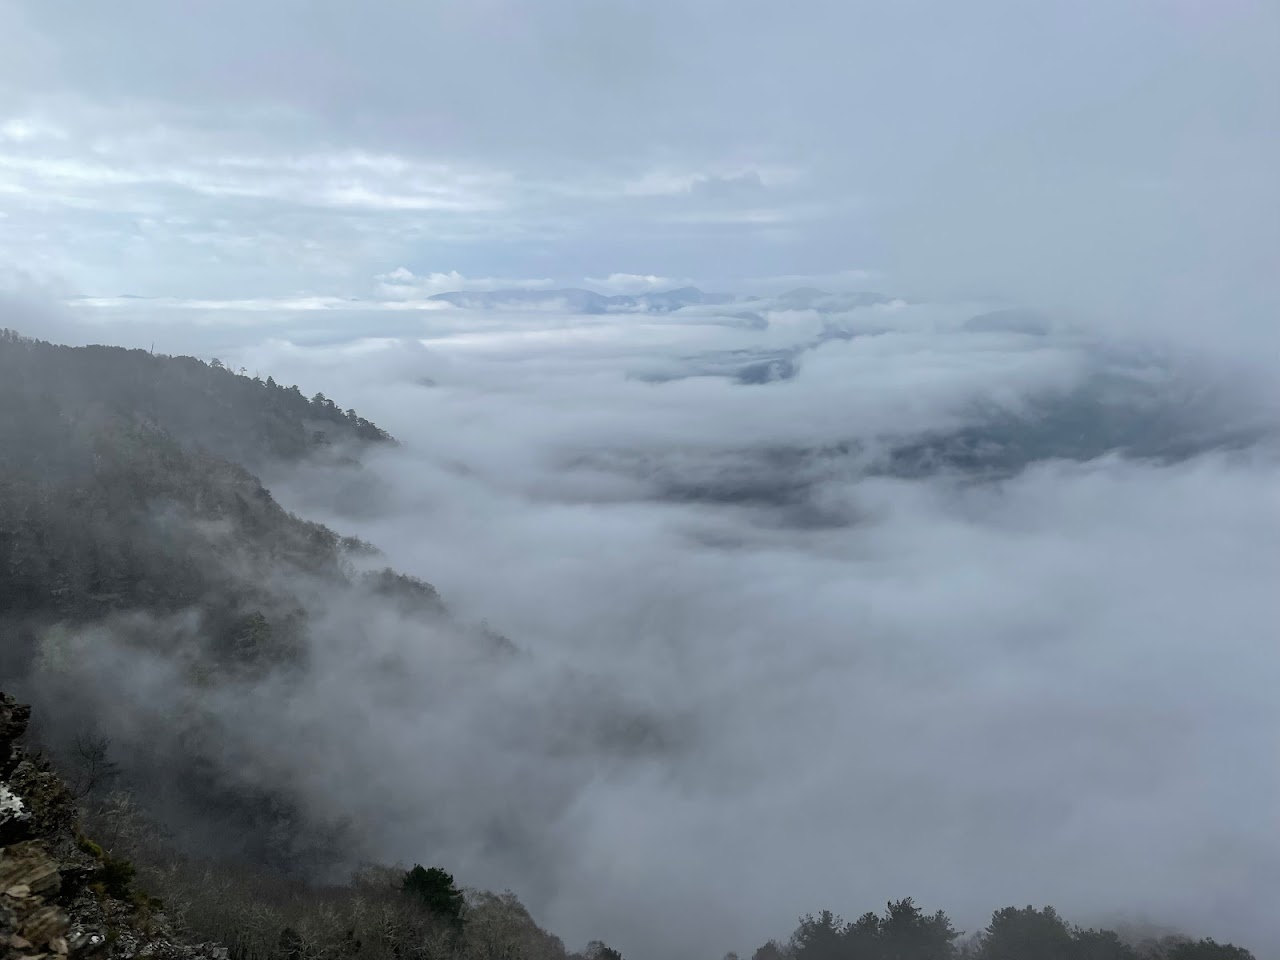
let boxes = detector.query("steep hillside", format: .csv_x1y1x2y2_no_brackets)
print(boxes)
0,330,397,678
3,692,612,960
0,329,503,870
0,329,391,469
1,691,227,960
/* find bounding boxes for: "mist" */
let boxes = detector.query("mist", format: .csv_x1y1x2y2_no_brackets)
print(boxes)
20,292,1274,958
255,307,1280,959
3,2,1279,958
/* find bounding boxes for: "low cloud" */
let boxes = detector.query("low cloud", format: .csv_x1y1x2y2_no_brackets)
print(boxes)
619,165,800,199
0,137,509,214
42,292,1278,960
581,274,689,294
741,268,882,293
374,268,556,299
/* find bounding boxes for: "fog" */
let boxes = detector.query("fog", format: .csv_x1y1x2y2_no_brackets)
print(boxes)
26,292,1274,958
3,1,1280,957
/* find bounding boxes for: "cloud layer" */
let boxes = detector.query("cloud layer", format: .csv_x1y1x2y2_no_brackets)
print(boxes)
33,291,1278,959
2,1,1276,342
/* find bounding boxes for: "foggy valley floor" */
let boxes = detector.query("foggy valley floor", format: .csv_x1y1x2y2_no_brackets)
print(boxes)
1,289,1276,960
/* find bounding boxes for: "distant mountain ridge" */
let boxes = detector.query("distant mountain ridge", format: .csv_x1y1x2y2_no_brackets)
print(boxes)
428,285,734,313
71,285,900,318
426,285,897,315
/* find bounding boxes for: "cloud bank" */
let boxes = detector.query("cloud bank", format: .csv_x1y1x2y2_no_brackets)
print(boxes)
2,1,1275,344
32,290,1280,959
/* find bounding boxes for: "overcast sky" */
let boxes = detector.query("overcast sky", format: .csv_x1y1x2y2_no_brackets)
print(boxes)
2,0,1278,339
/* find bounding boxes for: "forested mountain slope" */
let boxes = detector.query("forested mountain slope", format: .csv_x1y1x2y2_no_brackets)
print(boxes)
0,329,504,868
0,330,626,960
0,329,420,678
0,328,391,467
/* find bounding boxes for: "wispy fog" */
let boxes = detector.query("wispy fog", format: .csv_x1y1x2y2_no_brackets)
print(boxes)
35,292,1278,958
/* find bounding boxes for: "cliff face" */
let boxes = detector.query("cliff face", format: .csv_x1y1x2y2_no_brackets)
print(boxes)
0,692,225,960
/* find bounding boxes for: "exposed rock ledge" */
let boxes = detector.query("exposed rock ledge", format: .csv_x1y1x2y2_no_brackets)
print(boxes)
0,692,226,960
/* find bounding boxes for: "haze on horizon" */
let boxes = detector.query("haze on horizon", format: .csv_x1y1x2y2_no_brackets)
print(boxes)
0,1,1276,334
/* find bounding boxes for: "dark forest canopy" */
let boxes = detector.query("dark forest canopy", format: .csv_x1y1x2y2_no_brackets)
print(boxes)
0,328,399,671
0,328,393,468
748,900,1254,960
0,328,515,869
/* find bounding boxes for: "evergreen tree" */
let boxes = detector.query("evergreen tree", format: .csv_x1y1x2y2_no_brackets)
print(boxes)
402,864,466,930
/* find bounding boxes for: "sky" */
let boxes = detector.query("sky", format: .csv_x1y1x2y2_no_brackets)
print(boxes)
1,0,1278,340
4,3,1280,959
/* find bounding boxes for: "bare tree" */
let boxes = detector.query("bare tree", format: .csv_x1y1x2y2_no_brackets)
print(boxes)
69,732,120,800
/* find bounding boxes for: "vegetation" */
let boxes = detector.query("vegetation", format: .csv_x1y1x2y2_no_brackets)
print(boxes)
403,865,467,932
0,329,498,876
0,328,392,467
75,788,621,960
71,779,1261,960
0,328,395,675
746,901,1254,960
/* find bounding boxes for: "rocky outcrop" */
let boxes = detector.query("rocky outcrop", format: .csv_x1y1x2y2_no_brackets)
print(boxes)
0,692,226,960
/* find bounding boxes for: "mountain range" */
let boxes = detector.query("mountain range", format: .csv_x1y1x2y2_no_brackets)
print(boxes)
427,285,735,313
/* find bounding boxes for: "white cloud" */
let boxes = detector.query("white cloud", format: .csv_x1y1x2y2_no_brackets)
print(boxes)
74,295,352,311
619,164,802,198
582,273,688,294
659,206,796,225
169,300,1274,960
0,0,1274,355
0,114,67,143
0,119,511,220
29,287,1280,960
374,269,556,299
741,268,883,292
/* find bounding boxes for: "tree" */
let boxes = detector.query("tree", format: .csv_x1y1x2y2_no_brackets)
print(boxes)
1165,940,1255,960
978,906,1074,960
786,901,957,960
879,898,958,960
792,911,847,960
275,927,303,960
229,612,273,664
68,732,120,799
753,942,792,960
1073,929,1137,960
844,912,882,958
466,890,568,960
402,864,466,930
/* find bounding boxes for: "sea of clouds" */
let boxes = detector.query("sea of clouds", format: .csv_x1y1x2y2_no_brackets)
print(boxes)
22,288,1280,959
